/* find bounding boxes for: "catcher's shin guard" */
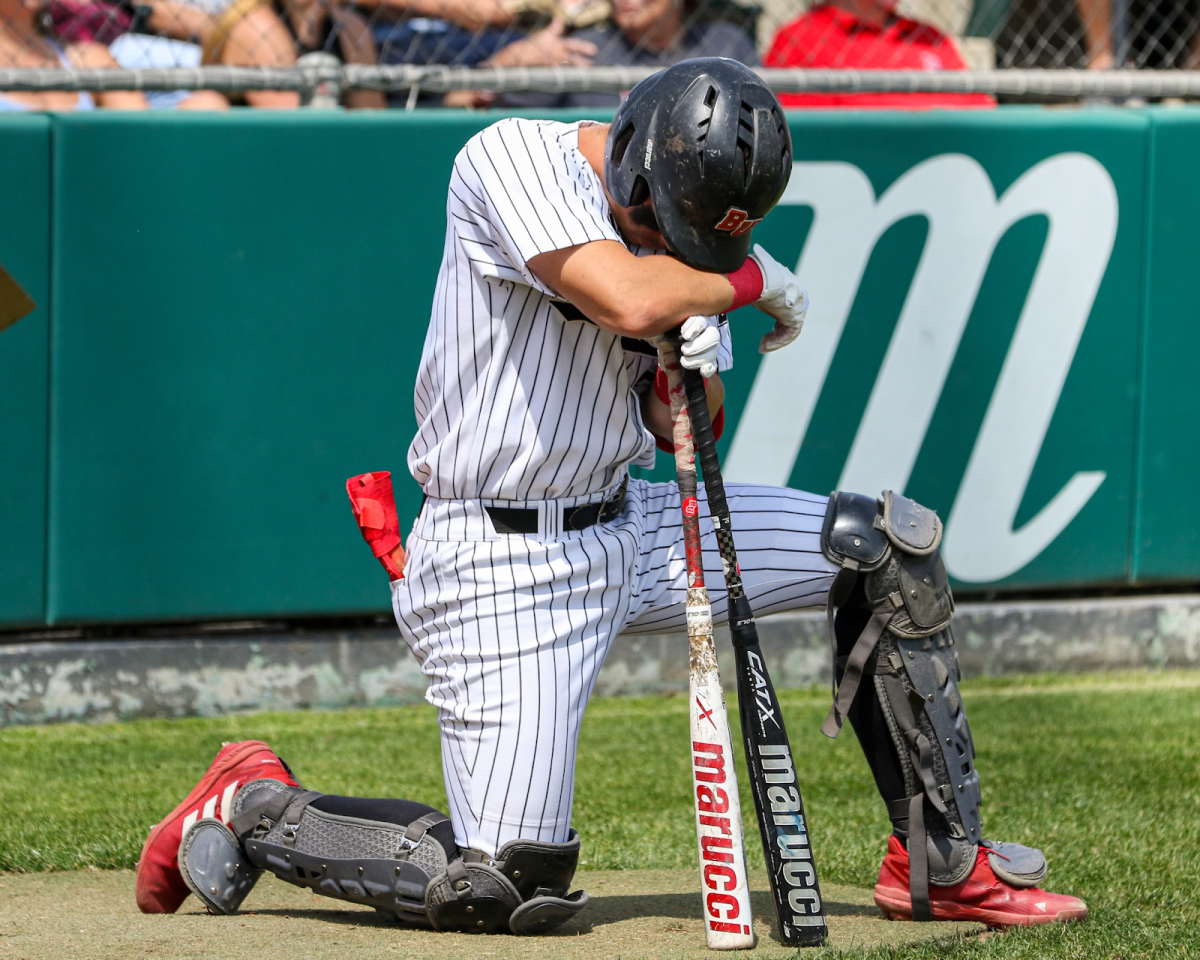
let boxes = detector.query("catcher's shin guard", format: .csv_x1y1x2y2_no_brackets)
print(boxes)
218,781,588,934
820,491,987,918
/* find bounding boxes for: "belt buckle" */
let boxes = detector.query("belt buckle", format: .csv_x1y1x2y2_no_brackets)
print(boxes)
597,476,628,524
566,506,593,531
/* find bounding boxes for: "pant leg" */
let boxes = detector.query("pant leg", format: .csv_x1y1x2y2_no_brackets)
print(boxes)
392,498,639,857
623,480,838,633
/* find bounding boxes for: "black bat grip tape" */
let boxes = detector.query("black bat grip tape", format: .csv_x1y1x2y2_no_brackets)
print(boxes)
673,340,749,608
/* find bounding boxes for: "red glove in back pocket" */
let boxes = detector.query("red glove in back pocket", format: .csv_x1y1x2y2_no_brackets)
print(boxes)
346,472,405,580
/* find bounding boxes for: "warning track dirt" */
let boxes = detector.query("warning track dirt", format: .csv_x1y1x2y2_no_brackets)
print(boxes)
0,867,983,959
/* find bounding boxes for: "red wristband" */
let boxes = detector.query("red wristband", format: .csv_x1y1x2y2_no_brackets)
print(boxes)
726,256,764,311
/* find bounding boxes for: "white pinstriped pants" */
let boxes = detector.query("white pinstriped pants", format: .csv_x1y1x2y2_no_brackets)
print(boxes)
391,478,839,856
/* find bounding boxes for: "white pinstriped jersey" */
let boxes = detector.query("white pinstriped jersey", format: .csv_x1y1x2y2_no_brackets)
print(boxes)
390,117,838,859
408,118,730,503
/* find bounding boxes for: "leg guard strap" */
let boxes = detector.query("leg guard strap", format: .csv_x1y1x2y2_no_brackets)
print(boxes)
879,672,955,921
821,592,900,738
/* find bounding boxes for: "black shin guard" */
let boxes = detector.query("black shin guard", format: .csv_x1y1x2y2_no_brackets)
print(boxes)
188,779,589,934
821,491,983,920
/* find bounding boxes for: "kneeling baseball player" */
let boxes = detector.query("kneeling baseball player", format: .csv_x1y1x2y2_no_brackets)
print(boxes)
136,59,1087,934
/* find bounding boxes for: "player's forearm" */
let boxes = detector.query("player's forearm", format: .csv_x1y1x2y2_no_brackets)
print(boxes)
529,241,734,338
614,261,736,337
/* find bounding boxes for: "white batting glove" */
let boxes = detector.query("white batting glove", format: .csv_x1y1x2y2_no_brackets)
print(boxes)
678,315,720,379
749,243,808,353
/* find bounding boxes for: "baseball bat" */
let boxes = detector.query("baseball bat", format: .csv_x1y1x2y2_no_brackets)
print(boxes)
657,335,757,951
670,328,828,947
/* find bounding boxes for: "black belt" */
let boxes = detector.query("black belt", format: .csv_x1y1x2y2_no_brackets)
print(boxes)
486,477,628,535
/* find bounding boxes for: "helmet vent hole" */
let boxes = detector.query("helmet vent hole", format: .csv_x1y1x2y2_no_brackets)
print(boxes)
611,123,635,167
704,85,717,108
629,176,649,207
738,101,754,135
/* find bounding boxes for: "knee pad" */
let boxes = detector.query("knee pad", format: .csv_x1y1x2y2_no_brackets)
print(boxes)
426,833,588,935
229,782,587,934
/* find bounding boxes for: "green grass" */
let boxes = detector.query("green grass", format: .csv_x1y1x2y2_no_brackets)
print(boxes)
2,669,1198,958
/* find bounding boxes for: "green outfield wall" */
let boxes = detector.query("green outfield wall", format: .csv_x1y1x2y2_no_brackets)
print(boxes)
0,108,1197,627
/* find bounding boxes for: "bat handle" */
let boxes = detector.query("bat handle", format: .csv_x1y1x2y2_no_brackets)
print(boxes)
726,594,757,648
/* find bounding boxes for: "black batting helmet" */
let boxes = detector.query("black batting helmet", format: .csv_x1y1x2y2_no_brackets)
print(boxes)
604,58,792,274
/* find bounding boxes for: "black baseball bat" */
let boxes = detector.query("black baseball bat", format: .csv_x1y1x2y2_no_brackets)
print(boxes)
670,329,827,947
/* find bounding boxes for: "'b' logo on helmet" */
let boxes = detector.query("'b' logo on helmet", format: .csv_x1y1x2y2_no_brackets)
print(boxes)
714,207,762,236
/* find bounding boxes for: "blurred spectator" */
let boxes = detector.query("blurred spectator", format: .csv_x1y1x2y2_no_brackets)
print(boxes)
49,0,296,106
449,0,758,108
272,0,384,107
50,0,227,107
572,0,757,69
366,0,605,108
0,0,148,109
178,0,301,106
169,0,383,108
356,0,516,34
108,32,230,108
764,0,995,108
1076,0,1200,69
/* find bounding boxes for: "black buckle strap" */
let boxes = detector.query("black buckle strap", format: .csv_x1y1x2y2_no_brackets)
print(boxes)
487,477,628,535
396,812,450,859
278,790,324,848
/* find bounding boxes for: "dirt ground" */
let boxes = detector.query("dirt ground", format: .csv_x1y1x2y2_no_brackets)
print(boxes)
0,867,984,959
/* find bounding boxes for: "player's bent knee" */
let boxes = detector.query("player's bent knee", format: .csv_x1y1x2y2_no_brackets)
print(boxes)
426,834,589,934
205,779,588,934
820,489,952,638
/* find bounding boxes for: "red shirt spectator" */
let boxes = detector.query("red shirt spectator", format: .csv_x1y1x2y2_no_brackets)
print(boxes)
764,0,994,109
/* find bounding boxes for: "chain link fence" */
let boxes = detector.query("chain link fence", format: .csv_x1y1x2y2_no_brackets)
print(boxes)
0,0,1197,108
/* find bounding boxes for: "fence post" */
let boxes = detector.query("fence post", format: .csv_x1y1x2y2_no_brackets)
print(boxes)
298,52,343,108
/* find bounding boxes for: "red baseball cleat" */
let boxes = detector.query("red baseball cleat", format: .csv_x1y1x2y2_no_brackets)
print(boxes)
874,835,1088,928
135,740,299,914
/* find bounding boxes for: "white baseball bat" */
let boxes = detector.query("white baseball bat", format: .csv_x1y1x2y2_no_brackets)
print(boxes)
658,334,756,951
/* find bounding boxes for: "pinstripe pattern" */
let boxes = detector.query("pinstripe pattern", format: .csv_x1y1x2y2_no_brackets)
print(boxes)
412,117,652,503
392,480,836,855
396,116,826,859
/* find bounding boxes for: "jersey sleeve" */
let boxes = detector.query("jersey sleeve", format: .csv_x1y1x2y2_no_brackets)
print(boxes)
452,119,623,296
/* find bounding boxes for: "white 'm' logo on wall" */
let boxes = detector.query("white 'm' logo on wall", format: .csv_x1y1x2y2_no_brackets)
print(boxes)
725,153,1118,583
